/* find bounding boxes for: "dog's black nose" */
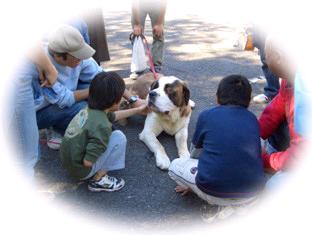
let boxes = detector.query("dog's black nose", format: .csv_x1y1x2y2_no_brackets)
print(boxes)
149,91,158,97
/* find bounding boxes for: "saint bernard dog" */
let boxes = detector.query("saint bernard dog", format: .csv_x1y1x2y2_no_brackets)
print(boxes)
137,75,194,170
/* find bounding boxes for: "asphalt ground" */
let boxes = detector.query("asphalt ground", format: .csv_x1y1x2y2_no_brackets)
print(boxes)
35,11,268,230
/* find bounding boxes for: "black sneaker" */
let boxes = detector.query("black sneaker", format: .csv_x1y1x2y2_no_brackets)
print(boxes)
88,175,125,192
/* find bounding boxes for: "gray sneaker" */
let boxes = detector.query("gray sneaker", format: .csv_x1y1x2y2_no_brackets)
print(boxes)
88,175,125,192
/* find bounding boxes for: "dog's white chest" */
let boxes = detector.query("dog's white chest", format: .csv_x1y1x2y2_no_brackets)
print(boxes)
157,112,190,136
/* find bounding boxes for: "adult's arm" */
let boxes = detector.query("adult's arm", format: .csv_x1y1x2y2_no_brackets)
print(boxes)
43,58,103,108
27,43,58,87
259,81,286,139
262,135,303,171
259,80,302,171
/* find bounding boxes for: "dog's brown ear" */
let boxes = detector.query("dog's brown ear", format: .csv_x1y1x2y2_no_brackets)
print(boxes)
183,83,190,106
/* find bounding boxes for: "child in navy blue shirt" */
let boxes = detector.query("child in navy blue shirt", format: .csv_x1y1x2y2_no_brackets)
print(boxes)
169,75,265,221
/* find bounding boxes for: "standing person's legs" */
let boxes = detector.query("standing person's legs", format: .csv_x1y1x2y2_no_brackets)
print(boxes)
252,26,279,103
8,75,39,178
131,8,148,32
36,101,87,133
83,8,110,65
149,10,164,70
259,46,280,99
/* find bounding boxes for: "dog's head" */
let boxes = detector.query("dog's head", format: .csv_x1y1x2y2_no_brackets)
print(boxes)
148,76,191,117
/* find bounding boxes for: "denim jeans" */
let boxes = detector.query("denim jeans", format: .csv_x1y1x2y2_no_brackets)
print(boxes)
262,131,289,190
259,47,280,99
36,101,87,132
268,120,290,152
8,74,39,178
82,130,127,180
265,171,288,190
252,27,280,99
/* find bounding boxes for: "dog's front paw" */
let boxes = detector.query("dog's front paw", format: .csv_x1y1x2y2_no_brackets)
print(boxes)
156,154,171,170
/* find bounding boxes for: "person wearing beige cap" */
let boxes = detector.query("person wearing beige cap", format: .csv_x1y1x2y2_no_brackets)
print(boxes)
48,24,95,61
29,25,102,150
9,25,145,183
32,25,146,150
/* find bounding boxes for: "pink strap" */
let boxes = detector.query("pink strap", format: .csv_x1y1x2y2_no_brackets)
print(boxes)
141,35,158,80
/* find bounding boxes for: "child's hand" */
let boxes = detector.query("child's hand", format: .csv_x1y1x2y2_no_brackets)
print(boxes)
132,98,146,108
134,99,150,115
175,185,191,196
83,159,93,167
140,104,151,115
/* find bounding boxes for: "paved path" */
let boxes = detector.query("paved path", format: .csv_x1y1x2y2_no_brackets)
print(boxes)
35,11,267,230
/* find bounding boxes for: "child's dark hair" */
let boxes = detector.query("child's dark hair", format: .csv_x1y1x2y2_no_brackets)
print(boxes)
88,71,125,110
216,74,251,108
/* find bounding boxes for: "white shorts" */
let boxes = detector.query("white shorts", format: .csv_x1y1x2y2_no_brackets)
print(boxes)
168,158,257,206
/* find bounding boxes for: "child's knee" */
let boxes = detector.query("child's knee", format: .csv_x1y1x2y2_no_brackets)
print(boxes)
111,130,127,144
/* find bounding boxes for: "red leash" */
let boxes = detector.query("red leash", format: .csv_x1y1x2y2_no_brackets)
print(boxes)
141,35,158,80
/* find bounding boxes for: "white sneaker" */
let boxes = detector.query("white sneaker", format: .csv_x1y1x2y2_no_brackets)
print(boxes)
252,94,270,104
46,128,63,150
129,72,139,80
